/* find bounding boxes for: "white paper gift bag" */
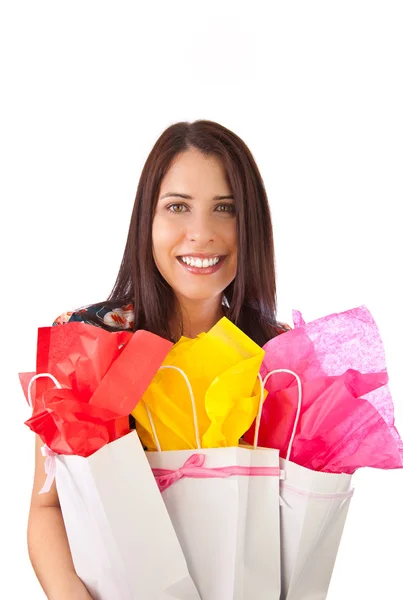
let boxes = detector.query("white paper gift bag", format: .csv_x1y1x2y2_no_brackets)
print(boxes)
266,370,354,600
145,366,284,600
29,374,201,600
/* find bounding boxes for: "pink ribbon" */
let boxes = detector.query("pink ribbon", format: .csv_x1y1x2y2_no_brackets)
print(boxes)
39,445,56,494
152,453,284,492
280,481,355,500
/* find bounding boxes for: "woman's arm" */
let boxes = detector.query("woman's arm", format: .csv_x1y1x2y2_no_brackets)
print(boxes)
27,435,93,600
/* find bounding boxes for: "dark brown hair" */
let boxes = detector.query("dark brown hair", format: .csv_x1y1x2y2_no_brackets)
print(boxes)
91,120,286,345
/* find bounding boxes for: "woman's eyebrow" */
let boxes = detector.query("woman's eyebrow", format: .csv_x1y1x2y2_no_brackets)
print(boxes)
160,192,234,201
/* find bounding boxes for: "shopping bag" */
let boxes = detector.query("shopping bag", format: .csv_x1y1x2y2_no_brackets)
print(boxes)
26,373,201,600
24,330,200,600
146,365,283,600
59,430,201,600
54,429,201,600
272,369,354,600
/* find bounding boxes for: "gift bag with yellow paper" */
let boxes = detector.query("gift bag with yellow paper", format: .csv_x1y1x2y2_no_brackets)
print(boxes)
132,318,283,600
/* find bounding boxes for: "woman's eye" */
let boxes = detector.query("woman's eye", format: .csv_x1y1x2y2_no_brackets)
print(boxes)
167,203,188,213
215,203,236,214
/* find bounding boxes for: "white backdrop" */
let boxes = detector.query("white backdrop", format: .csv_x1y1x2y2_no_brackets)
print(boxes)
1,1,402,598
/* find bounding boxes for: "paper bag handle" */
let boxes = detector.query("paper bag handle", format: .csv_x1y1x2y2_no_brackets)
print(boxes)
146,365,282,453
145,365,201,452
252,373,268,450
27,373,63,407
256,369,302,461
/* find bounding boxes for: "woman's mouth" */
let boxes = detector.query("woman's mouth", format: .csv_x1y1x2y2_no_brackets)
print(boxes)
176,255,225,275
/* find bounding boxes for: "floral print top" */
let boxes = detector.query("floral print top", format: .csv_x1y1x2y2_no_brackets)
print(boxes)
53,301,291,333
52,302,134,329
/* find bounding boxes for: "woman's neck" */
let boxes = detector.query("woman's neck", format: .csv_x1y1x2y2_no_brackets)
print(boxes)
170,295,226,340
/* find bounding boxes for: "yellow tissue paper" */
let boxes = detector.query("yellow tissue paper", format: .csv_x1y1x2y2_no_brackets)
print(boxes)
132,317,265,451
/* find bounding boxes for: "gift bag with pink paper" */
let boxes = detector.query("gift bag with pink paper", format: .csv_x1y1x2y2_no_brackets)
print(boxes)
244,305,403,599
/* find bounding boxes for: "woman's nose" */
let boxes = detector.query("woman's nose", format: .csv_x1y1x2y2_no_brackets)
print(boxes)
186,214,215,245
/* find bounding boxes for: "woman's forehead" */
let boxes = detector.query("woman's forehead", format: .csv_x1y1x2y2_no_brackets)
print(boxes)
159,151,231,198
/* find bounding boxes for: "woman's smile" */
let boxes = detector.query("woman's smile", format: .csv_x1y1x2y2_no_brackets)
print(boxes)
176,254,226,275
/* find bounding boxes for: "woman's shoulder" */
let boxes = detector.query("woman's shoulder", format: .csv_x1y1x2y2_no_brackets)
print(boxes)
277,321,292,333
52,301,134,330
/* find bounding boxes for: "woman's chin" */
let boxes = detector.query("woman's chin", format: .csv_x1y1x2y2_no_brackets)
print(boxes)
173,285,226,304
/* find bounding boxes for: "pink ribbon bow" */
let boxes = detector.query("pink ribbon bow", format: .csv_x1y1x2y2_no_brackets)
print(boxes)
152,453,284,492
39,445,57,494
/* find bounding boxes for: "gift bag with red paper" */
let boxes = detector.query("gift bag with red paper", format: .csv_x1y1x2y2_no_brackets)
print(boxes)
135,318,283,600
20,322,201,600
244,305,403,600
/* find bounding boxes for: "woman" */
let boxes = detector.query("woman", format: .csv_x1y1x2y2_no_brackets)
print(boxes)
28,120,289,599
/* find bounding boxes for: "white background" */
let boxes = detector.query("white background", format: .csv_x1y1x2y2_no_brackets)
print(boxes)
1,1,402,598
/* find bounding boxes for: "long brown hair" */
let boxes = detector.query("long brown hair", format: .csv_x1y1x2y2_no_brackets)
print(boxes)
93,120,286,345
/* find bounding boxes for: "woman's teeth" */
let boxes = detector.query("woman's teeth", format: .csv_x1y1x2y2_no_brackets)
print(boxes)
180,256,220,268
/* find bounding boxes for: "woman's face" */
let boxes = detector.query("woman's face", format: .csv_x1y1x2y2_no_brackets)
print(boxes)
152,148,238,304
